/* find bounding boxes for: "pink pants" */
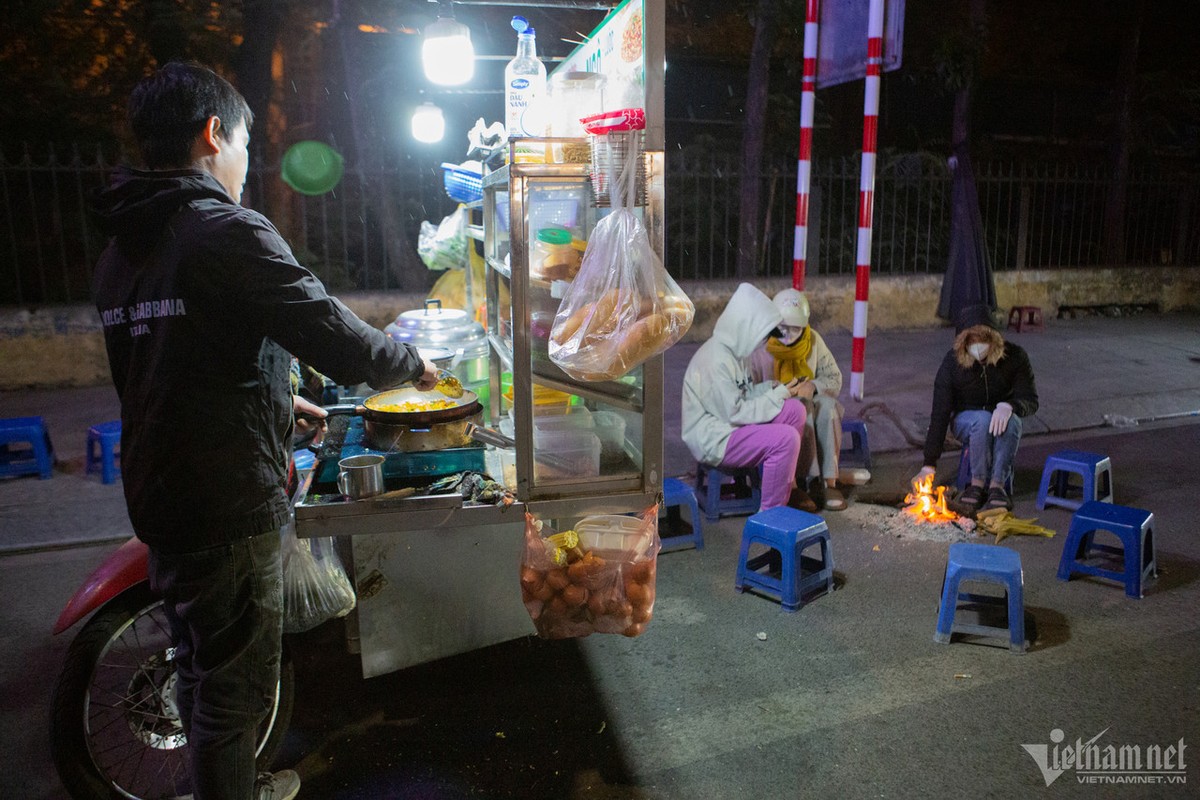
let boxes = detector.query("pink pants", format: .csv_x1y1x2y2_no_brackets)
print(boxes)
718,398,806,510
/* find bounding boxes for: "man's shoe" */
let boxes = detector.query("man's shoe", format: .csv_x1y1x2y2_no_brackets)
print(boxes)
958,484,986,509
256,770,301,800
981,486,1013,512
788,486,818,513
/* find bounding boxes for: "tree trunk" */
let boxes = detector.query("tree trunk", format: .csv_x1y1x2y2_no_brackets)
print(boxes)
735,0,779,279
938,0,996,323
234,0,286,130
1101,0,1145,265
332,1,424,291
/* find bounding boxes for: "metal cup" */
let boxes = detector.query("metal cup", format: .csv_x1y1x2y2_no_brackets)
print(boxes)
337,454,385,500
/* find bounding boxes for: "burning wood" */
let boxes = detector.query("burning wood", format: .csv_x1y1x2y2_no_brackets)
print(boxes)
902,474,959,524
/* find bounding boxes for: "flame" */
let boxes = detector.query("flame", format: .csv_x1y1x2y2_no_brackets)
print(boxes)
902,474,959,523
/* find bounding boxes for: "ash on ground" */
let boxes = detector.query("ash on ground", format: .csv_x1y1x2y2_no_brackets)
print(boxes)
842,502,978,543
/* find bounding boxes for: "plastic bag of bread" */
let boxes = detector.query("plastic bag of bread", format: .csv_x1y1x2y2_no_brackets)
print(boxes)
549,133,693,381
519,506,660,639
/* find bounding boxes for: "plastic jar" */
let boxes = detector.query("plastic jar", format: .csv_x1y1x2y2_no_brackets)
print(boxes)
531,227,581,282
548,71,605,162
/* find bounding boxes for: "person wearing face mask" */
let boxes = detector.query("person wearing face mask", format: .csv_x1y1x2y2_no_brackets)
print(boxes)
682,283,811,514
750,289,856,510
913,304,1039,512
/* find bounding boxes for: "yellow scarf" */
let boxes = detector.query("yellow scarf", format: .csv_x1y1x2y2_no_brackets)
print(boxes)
765,327,814,383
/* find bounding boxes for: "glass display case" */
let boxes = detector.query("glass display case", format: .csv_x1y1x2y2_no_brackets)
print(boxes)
481,138,665,508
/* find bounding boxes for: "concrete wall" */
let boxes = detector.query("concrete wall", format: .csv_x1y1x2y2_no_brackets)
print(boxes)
3,265,1198,391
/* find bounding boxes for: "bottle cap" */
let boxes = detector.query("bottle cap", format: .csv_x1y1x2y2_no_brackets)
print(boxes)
511,15,529,33
537,228,571,245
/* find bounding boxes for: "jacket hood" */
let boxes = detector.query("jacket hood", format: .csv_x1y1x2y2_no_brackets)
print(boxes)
713,283,783,359
91,166,232,241
953,324,1005,368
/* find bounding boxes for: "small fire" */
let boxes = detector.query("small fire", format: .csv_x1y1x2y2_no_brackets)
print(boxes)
903,474,959,524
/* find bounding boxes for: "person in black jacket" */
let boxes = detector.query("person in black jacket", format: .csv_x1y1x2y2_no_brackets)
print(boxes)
913,305,1039,512
91,62,437,800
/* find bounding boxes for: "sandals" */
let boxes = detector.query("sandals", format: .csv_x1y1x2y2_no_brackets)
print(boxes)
959,484,986,508
981,486,1013,512
823,486,847,511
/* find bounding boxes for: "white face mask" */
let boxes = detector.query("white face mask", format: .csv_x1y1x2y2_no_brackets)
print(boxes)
777,325,804,346
968,343,990,362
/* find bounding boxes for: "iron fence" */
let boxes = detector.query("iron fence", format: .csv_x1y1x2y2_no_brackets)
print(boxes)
2,144,1197,306
0,145,451,307
666,152,1200,281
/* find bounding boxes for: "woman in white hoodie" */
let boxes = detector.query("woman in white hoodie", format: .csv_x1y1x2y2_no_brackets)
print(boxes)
681,283,809,511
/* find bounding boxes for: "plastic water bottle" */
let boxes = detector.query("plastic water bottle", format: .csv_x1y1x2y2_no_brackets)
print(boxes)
505,16,546,163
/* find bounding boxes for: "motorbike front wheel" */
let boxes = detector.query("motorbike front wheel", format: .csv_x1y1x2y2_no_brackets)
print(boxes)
50,583,294,800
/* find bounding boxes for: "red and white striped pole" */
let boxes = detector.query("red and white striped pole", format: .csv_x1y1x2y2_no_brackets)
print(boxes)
793,0,821,291
849,0,885,400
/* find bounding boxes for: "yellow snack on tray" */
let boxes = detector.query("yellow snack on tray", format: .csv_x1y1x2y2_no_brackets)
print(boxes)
371,398,456,413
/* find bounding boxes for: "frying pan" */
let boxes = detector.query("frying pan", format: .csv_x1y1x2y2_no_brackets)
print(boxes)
324,387,481,427
322,387,483,452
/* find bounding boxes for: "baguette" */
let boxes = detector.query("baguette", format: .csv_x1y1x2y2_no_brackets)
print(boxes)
658,294,695,329
552,288,624,346
614,312,672,371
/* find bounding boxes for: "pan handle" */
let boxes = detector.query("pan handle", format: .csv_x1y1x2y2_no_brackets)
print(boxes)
465,422,516,449
320,404,362,417
296,404,361,425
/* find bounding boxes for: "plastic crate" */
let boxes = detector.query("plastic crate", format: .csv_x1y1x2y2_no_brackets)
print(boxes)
441,163,483,204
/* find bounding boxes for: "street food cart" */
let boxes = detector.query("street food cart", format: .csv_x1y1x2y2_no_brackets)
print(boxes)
294,0,669,678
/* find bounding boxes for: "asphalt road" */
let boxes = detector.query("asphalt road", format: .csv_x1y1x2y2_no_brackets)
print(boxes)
8,419,1199,799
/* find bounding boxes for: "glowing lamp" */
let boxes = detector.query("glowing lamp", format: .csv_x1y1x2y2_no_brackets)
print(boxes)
412,103,445,143
422,17,474,86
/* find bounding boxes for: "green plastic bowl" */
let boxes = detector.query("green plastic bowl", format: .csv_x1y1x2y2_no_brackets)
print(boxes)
281,140,344,195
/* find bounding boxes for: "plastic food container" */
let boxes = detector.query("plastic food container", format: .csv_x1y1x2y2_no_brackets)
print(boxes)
591,410,627,467
500,377,580,415
575,514,654,560
498,428,600,488
500,408,593,439
548,71,606,162
531,227,581,282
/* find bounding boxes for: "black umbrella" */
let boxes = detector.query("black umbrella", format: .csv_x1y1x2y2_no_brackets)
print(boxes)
937,143,997,323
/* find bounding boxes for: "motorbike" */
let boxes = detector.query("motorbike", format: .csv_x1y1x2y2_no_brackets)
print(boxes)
48,453,318,799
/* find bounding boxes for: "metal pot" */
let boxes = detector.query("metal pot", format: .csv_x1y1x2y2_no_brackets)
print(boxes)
325,387,483,452
384,300,489,388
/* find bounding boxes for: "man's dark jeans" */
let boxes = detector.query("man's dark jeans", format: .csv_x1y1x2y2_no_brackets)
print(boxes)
149,530,283,800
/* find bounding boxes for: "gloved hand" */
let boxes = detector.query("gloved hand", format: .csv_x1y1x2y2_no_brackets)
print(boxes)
989,402,1014,436
911,465,935,488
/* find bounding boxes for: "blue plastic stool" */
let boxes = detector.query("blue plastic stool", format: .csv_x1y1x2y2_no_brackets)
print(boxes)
1057,501,1156,599
694,463,762,522
1036,450,1113,511
840,418,871,469
934,542,1027,653
85,420,122,484
660,477,704,552
735,506,834,612
0,416,54,479
955,446,1014,494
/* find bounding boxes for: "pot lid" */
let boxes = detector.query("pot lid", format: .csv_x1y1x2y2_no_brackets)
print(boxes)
385,299,487,354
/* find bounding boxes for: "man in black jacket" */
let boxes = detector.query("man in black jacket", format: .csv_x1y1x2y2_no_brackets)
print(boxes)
92,62,437,800
913,305,1039,512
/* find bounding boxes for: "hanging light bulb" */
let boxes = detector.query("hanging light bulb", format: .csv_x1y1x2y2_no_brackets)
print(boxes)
422,15,474,86
411,102,445,143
